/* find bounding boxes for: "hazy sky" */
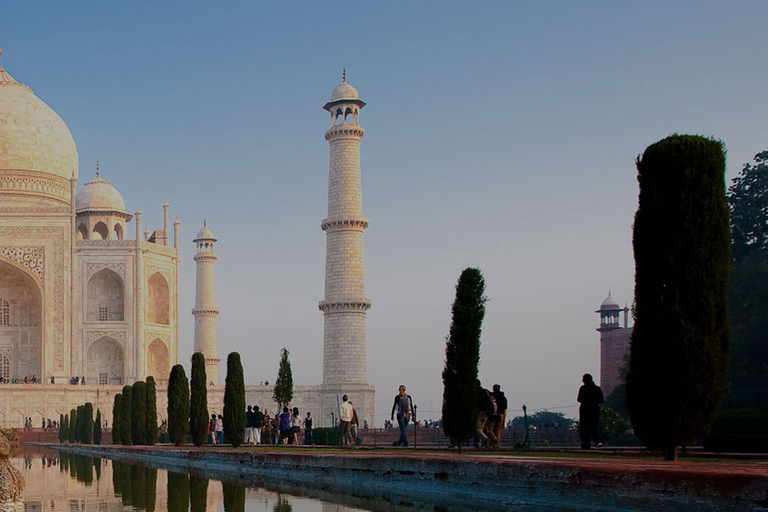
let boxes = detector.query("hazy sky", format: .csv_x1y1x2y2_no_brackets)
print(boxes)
2,1,766,423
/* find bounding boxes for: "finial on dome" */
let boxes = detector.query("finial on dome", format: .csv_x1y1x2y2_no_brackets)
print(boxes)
204,218,207,227
342,68,346,83
96,159,100,177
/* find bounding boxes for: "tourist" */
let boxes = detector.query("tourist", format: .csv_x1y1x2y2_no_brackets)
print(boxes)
340,394,354,447
245,405,255,444
304,412,314,445
279,407,291,445
262,409,272,445
475,381,497,448
253,406,263,445
577,373,604,449
208,413,218,444
390,385,413,447
489,384,508,449
216,414,224,444
271,411,280,445
290,407,301,445
349,401,359,445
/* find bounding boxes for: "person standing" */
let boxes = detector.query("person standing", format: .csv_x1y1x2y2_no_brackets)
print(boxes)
577,373,604,449
208,414,218,444
340,394,354,447
245,405,255,445
216,414,224,445
304,412,314,445
390,385,414,447
290,407,301,445
475,381,497,448
279,407,291,445
262,409,272,445
253,406,263,445
489,384,508,449
350,401,360,445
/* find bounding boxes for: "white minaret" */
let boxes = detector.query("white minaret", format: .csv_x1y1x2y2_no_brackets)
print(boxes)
193,221,220,384
320,72,371,386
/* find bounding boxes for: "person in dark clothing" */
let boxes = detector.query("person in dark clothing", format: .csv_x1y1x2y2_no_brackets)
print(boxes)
489,384,508,449
577,373,604,449
475,381,497,448
390,385,414,447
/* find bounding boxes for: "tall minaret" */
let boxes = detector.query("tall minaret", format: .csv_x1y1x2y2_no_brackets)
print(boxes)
193,221,220,384
319,72,371,386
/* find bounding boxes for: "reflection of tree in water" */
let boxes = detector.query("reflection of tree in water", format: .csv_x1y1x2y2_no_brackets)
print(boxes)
222,482,245,512
111,460,158,511
59,452,94,485
273,495,293,512
93,457,101,481
190,475,208,512
167,471,190,512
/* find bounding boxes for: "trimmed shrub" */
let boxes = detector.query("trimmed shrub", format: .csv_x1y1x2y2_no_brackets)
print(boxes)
112,394,123,445
190,352,208,447
168,364,191,446
120,385,133,445
145,376,158,445
132,381,147,444
223,352,246,447
94,409,102,445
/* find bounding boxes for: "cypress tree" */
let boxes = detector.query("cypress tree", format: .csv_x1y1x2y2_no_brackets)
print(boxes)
132,381,147,444
627,135,730,461
112,394,123,444
223,352,246,447
121,385,133,445
69,408,77,443
167,364,191,446
58,414,65,443
77,405,86,443
62,414,69,443
190,476,209,512
272,348,293,412
145,376,158,445
189,352,209,447
94,409,103,445
442,267,487,453
83,402,94,444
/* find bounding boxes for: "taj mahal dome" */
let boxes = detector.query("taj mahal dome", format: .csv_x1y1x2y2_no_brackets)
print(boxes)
0,44,374,428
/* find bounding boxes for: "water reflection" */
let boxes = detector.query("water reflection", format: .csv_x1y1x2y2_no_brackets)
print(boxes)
12,447,563,512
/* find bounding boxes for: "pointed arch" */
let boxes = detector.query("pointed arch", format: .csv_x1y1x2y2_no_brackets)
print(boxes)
87,269,124,322
0,259,43,381
77,223,89,240
147,338,169,383
86,337,124,385
113,223,124,240
93,221,109,240
147,273,169,325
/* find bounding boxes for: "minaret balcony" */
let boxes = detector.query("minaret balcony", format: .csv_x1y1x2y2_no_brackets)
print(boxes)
321,217,369,232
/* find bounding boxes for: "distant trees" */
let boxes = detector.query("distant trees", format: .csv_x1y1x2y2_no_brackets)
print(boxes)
442,267,487,452
190,352,209,447
627,135,730,461
132,381,147,444
60,414,69,443
145,377,158,445
68,408,77,443
273,348,293,412
58,414,65,443
224,352,246,447
168,364,191,446
725,150,768,411
510,410,573,430
120,385,133,445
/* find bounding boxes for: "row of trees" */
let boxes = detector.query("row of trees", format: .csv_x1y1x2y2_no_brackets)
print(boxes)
167,352,246,447
112,377,159,445
58,402,102,445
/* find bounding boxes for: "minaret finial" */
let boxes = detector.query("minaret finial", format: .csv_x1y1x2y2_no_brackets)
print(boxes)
96,159,100,177
342,68,346,83
204,218,207,227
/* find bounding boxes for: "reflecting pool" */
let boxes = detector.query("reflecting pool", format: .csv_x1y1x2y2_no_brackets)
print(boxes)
12,446,372,512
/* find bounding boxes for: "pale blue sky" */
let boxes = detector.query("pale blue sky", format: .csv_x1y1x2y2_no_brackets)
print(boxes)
2,1,766,422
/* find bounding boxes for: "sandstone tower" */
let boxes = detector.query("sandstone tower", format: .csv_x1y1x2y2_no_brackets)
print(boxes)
596,292,632,398
320,73,371,387
193,222,220,384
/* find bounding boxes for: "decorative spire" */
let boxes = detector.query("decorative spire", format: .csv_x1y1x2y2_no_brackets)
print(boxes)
96,159,100,177
204,218,207,227
342,68,346,83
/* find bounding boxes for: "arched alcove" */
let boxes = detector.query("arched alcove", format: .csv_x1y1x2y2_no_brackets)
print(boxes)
147,338,169,383
0,259,43,381
113,223,124,240
87,269,124,322
147,273,169,325
77,223,89,240
86,337,124,385
93,222,109,240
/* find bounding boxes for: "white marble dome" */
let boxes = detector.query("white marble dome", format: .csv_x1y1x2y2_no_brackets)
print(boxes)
195,224,216,241
0,55,79,206
75,173,126,213
600,293,621,310
330,81,359,102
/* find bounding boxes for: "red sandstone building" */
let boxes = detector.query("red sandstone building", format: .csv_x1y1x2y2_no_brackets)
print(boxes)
597,293,632,398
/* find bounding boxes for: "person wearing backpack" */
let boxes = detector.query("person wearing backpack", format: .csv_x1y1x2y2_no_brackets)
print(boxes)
390,385,414,447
